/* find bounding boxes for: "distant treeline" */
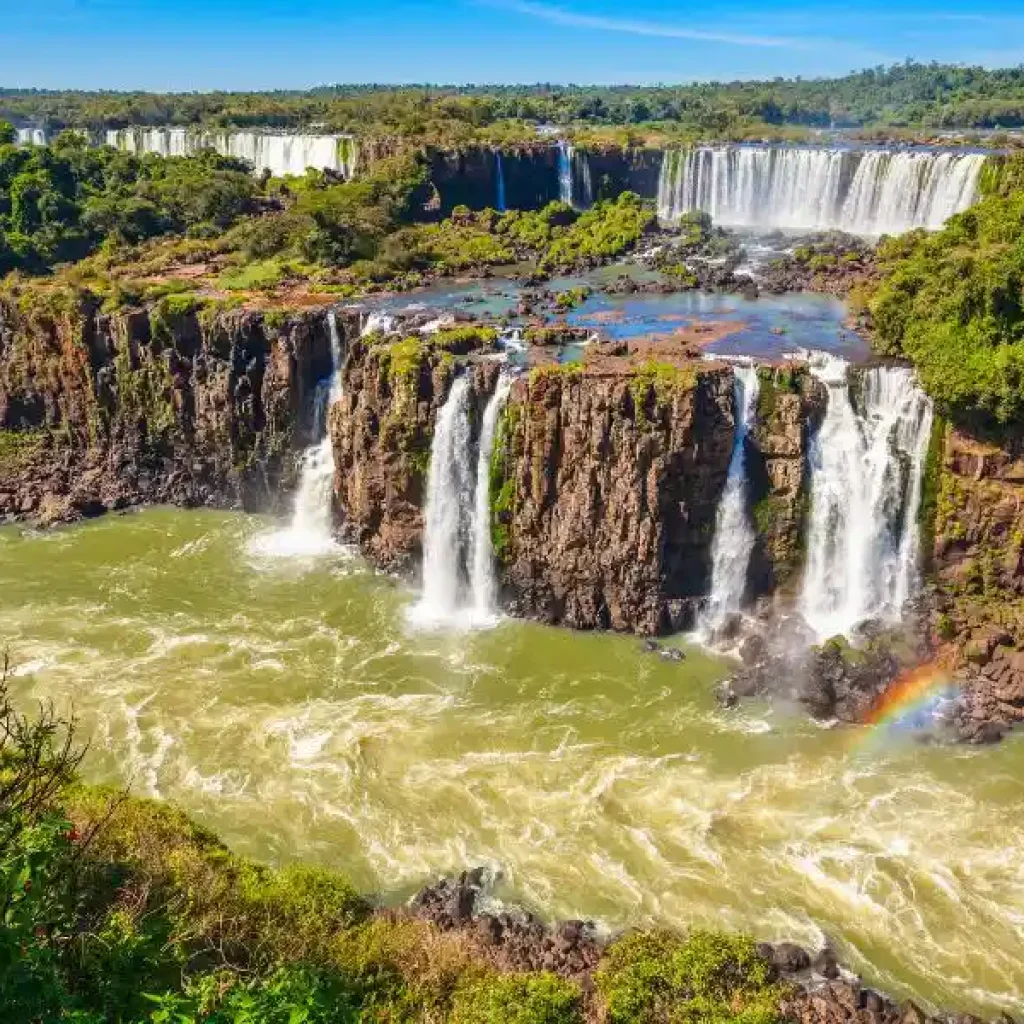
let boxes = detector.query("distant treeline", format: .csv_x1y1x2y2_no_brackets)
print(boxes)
4,62,1024,143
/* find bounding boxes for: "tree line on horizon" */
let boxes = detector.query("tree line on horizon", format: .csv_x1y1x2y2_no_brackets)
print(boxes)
4,61,1024,140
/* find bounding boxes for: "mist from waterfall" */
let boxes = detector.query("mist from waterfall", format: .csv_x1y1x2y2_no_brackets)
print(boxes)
104,128,357,178
249,311,345,559
495,151,507,212
656,146,985,235
469,374,512,619
700,363,761,638
799,354,934,639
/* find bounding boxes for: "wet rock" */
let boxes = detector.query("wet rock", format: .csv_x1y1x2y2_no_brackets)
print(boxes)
772,941,812,973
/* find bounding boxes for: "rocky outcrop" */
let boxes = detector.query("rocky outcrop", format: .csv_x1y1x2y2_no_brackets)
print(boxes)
929,423,1024,738
331,332,501,571
406,870,1000,1024
0,295,349,523
747,365,827,595
492,363,735,634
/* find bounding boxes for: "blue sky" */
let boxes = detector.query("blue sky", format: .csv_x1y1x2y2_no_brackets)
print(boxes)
3,0,1024,90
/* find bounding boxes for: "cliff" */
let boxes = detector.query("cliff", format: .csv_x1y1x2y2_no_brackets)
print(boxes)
0,294,352,523
748,366,827,595
929,422,1024,738
490,363,734,633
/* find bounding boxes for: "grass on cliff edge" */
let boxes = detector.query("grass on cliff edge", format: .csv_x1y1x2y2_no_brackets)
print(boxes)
0,670,787,1024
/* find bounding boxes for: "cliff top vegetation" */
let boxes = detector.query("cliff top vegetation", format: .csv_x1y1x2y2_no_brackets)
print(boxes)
6,62,1024,145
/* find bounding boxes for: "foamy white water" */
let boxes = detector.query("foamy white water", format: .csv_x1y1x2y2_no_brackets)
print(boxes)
249,312,346,560
700,363,760,636
800,355,934,638
105,127,358,178
657,146,985,235
409,375,474,627
469,373,513,620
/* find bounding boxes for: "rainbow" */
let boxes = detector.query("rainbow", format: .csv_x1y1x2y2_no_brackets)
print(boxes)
858,659,959,741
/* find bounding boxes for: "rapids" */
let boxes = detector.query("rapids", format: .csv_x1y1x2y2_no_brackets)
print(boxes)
3,509,1024,1016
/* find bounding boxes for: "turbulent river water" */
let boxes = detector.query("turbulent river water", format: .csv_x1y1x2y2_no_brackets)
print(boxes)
4,508,1024,1016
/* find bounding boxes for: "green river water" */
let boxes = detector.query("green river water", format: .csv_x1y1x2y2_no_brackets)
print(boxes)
3,507,1024,1015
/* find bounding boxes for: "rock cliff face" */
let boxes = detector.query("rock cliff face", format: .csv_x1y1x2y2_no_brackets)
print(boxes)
747,367,827,596
330,333,500,571
491,364,735,634
0,296,350,523
425,145,664,214
929,423,1024,738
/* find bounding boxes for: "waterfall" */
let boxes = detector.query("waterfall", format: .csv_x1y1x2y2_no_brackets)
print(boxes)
469,374,512,618
410,375,474,626
557,142,592,209
249,311,345,559
656,146,985,235
799,355,934,639
105,127,358,178
700,363,760,637
558,142,574,207
15,127,49,146
495,151,507,213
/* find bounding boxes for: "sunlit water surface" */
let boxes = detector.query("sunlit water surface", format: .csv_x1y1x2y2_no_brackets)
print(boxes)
3,508,1023,1015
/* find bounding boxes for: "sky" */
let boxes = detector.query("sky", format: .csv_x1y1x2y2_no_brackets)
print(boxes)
3,0,1024,90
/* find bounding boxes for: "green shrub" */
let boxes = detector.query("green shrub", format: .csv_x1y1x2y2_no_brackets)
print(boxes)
450,971,583,1024
595,930,782,1024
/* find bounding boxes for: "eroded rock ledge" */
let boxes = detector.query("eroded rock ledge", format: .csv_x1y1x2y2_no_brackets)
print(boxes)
401,869,1007,1024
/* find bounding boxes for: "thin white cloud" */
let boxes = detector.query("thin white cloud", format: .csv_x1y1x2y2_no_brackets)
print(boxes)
482,0,806,49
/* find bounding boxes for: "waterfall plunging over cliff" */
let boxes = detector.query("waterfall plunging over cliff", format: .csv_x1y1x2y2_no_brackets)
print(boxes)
557,143,593,209
656,146,984,235
250,312,345,559
469,373,512,619
799,355,934,638
700,363,760,637
16,127,49,146
411,375,474,626
495,151,507,213
105,128,358,178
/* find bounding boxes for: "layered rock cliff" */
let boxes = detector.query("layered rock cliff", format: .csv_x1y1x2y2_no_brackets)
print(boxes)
489,363,735,633
0,295,351,523
929,423,1024,738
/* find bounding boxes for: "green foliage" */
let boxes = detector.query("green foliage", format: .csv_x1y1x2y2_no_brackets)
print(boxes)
542,193,655,269
865,170,1024,424
553,286,591,311
450,971,583,1024
629,360,697,424
595,930,782,1024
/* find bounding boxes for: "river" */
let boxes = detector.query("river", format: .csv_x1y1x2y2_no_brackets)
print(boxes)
3,508,1023,1016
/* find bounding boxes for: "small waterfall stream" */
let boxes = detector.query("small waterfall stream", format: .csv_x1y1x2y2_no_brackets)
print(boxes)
800,355,934,638
469,373,512,618
700,363,760,637
495,151,507,212
410,375,474,626
251,311,345,558
558,142,574,207
410,370,512,628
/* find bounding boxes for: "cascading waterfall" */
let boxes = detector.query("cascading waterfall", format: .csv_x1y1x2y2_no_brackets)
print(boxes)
556,142,592,209
799,354,934,639
557,142,574,207
104,127,357,178
656,145,985,235
250,311,345,558
469,373,512,618
700,363,760,637
16,127,49,146
495,151,507,213
410,375,474,625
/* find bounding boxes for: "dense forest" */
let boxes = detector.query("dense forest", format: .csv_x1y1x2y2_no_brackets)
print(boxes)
4,62,1024,143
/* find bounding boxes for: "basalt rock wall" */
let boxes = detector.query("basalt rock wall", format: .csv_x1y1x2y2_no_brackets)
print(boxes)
0,297,355,523
490,365,735,634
